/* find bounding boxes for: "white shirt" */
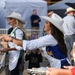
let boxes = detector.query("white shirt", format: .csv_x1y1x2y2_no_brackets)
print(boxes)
23,34,58,50
62,14,75,35
8,27,24,71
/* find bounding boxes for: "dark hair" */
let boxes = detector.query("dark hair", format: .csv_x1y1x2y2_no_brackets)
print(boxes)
50,23,67,56
33,9,36,12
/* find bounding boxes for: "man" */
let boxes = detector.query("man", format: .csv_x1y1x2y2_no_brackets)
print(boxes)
30,9,41,30
62,7,75,62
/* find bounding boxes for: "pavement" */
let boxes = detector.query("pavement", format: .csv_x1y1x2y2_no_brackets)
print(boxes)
0,57,49,75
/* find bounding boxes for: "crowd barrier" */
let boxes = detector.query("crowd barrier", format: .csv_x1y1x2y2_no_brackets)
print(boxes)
0,28,43,39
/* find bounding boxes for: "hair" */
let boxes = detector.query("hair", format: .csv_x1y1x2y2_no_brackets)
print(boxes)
33,9,36,12
16,20,27,39
50,22,67,56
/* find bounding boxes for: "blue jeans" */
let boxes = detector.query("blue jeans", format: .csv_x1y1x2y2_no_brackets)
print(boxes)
65,35,75,61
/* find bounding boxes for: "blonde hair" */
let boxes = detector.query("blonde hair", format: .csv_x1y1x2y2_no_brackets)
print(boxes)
16,20,27,39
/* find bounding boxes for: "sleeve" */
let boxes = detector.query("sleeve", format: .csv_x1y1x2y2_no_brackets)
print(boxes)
15,29,23,40
23,34,58,50
71,68,75,75
30,15,34,22
38,16,41,22
8,42,23,50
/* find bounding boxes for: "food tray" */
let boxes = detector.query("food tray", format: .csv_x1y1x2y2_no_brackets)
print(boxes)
27,67,47,75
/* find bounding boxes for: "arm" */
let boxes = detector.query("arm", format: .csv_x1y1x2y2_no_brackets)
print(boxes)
2,34,23,46
30,15,34,23
0,48,16,52
2,34,57,50
46,67,72,75
70,45,75,60
38,16,41,22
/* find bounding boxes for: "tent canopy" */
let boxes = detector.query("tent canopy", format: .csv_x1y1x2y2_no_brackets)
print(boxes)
0,0,47,30
48,0,75,10
5,0,47,30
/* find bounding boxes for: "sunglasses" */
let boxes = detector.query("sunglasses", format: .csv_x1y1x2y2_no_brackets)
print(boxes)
7,18,13,20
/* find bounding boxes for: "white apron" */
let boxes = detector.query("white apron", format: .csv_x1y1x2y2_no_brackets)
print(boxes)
42,47,61,68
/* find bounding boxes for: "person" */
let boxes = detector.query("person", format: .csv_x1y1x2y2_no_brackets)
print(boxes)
30,9,41,29
25,49,43,69
46,66,74,75
5,27,13,75
46,43,75,75
1,12,70,68
62,7,75,62
30,32,38,40
1,12,26,75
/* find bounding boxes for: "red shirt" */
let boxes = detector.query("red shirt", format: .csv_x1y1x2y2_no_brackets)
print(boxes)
71,68,75,75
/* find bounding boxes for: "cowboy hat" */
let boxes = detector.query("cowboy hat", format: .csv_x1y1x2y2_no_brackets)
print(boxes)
41,13,63,33
65,7,75,14
6,12,25,24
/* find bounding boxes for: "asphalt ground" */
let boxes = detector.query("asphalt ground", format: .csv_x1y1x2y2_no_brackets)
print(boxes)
0,57,49,75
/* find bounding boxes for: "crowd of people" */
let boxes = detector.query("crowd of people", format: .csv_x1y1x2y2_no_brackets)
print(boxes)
0,2,75,75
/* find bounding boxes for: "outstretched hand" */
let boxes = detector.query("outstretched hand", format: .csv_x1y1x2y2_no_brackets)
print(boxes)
47,11,54,16
1,34,11,42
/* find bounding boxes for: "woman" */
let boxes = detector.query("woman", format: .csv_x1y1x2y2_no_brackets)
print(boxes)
41,44,75,75
1,12,70,68
2,12,26,75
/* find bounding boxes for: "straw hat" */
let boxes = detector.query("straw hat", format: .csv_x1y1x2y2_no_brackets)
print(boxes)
65,7,75,14
6,12,25,24
41,13,63,33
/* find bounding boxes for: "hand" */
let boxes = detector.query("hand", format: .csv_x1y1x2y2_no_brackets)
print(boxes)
46,67,60,75
1,41,8,48
47,11,54,16
26,50,30,54
70,45,75,58
33,20,38,23
1,34,11,42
